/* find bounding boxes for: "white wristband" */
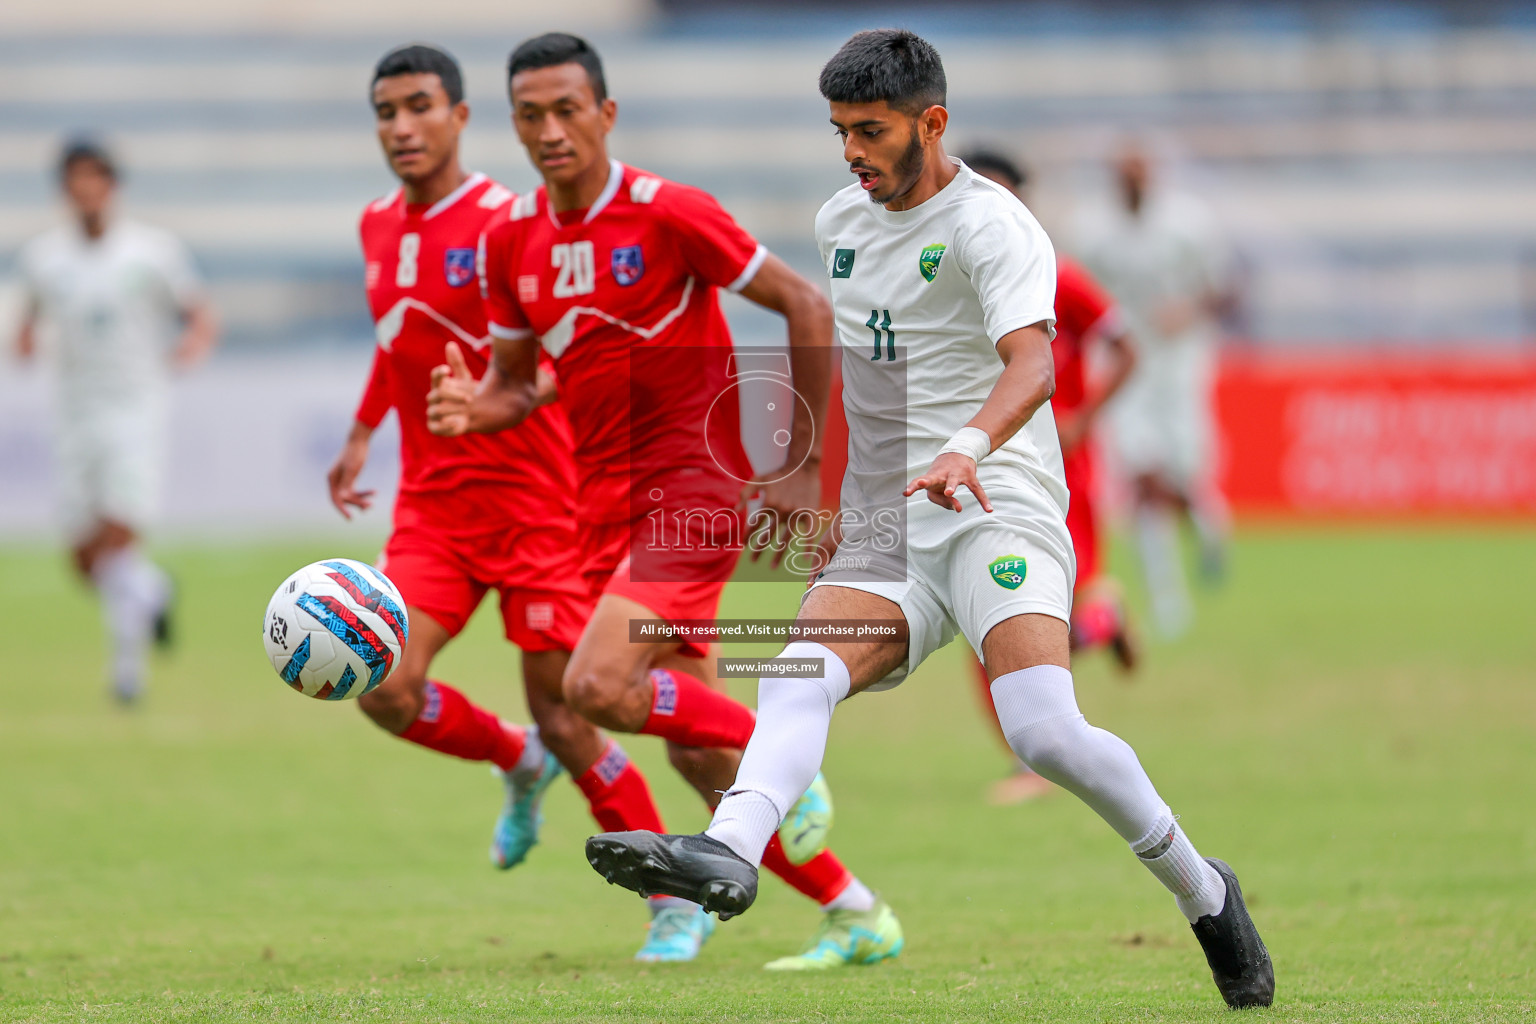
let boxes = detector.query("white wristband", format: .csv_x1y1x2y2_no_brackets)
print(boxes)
937,426,992,464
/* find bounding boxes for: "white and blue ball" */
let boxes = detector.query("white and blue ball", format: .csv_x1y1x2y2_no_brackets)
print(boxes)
262,558,409,701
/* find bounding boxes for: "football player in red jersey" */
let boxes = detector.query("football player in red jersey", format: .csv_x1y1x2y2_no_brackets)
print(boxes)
328,44,702,961
960,148,1141,804
427,34,901,969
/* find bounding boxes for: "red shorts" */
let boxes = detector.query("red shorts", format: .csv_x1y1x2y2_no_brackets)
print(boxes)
580,508,743,655
1062,445,1100,589
379,502,592,651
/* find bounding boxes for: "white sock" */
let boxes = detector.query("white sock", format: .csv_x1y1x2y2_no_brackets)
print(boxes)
509,724,546,780
93,547,163,698
822,876,877,914
1132,814,1227,922
705,642,851,864
992,665,1222,922
1134,504,1191,637
647,895,701,915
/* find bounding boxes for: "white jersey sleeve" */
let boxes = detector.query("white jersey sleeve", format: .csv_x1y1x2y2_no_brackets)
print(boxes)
954,195,1058,344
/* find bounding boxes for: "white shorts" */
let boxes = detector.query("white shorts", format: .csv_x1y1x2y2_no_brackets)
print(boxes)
1108,338,1215,490
54,404,165,540
808,480,1074,691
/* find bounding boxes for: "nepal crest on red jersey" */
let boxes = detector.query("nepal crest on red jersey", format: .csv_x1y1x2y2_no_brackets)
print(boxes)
444,248,476,287
611,244,645,286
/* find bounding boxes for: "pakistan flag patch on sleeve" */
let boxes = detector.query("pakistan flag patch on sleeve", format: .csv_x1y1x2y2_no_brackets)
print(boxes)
831,248,855,279
988,555,1027,590
919,243,947,282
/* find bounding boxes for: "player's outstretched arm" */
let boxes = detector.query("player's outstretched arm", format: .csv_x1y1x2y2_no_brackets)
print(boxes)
1059,326,1137,454
737,253,833,561
13,303,37,362
427,338,538,436
905,321,1056,513
172,299,220,369
327,421,376,520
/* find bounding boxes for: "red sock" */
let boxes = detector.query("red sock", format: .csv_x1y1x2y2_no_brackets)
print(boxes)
639,668,756,749
762,835,853,906
572,740,666,833
398,680,527,773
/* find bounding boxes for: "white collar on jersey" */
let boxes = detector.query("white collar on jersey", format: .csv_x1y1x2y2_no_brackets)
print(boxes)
422,171,487,220
546,159,624,228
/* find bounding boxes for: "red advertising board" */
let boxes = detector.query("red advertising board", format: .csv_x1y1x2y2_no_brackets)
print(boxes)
1217,350,1536,517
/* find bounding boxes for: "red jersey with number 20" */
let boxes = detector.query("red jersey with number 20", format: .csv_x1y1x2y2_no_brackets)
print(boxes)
356,173,577,530
479,160,763,523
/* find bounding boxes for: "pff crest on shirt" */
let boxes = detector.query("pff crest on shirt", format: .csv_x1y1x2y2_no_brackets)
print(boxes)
611,244,645,286
444,247,476,287
919,243,947,282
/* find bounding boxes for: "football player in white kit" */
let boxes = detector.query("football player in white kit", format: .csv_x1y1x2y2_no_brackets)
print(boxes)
584,31,1272,1008
13,140,218,703
1075,144,1233,637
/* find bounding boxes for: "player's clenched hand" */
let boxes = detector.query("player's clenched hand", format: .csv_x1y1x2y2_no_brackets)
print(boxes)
427,341,477,437
743,460,821,569
905,453,993,513
326,437,374,520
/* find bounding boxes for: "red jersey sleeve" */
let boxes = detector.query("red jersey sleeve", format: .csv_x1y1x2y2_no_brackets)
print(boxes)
659,183,767,293
478,221,533,340
355,345,393,429
1055,259,1121,343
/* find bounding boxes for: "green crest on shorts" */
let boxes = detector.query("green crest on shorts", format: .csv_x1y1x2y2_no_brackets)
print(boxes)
919,243,946,282
988,555,1027,590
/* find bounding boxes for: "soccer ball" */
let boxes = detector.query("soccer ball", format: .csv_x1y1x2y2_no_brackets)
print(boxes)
262,558,409,700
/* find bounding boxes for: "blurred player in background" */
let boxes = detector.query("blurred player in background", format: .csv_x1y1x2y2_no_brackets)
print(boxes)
427,33,901,969
13,139,218,705
960,147,1140,805
586,30,1273,1010
1075,143,1233,637
327,44,690,962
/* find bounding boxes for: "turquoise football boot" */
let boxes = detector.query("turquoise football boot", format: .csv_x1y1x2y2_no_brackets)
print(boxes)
763,899,904,970
489,745,563,870
634,903,716,962
777,771,834,865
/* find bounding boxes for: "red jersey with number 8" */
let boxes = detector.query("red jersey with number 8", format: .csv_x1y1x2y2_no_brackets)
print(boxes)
356,172,577,528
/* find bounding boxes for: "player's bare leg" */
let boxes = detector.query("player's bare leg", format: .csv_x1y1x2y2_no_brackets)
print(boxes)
522,648,608,776
1178,481,1231,586
357,607,451,733
74,518,171,705
563,594,757,777
1132,474,1194,638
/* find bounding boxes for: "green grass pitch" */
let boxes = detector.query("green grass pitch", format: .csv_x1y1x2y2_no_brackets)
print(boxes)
0,527,1531,1022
